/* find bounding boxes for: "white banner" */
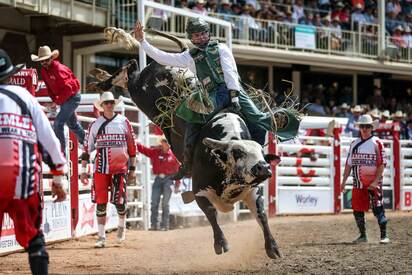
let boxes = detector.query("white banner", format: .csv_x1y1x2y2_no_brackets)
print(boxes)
277,188,333,214
75,194,119,237
295,25,316,49
0,197,72,255
42,199,72,241
401,187,412,210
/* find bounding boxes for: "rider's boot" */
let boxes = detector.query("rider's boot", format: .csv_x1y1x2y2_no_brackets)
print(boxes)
169,145,193,180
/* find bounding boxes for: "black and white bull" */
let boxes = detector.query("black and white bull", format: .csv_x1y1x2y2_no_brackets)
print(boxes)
89,59,282,258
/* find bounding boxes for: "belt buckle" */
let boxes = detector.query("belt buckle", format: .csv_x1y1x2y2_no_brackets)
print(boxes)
158,173,166,179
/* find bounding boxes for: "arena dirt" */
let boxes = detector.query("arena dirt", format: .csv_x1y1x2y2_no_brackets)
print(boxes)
1,211,411,274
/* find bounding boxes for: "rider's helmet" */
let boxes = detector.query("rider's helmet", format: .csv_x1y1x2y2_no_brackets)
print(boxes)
186,17,210,48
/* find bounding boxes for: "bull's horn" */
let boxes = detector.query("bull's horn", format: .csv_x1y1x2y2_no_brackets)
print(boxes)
203,138,229,151
145,28,188,52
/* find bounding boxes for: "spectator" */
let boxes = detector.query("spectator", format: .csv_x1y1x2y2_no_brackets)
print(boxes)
192,0,208,16
307,97,327,116
0,48,66,275
380,110,390,123
137,137,180,231
363,5,376,24
367,86,386,110
387,96,401,113
299,12,315,25
406,120,412,139
218,0,234,20
352,3,367,27
392,110,407,139
81,91,137,248
345,105,363,137
331,16,343,48
31,46,85,155
386,11,399,33
335,102,352,118
386,0,402,17
369,108,381,121
332,2,346,22
391,25,407,48
292,0,305,23
314,13,323,26
402,26,412,47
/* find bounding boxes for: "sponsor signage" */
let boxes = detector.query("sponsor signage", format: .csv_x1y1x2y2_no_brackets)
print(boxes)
295,25,316,49
401,188,412,210
277,188,333,214
343,189,393,210
75,194,118,237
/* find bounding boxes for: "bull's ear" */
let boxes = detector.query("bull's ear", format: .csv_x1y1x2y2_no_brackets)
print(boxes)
264,154,281,165
203,138,229,151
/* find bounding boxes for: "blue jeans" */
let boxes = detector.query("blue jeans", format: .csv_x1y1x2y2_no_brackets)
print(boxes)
54,93,85,152
150,176,173,229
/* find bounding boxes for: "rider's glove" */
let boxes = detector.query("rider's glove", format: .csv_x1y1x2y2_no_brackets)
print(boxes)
229,90,241,112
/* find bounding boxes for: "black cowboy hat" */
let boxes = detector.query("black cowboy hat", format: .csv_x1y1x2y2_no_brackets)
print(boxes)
0,49,24,82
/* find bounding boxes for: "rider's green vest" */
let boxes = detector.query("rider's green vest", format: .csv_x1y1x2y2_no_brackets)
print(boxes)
189,41,226,93
175,41,226,124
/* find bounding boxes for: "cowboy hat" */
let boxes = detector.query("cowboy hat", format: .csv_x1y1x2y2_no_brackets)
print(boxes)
393,110,404,118
382,110,390,118
370,108,381,119
340,102,349,109
93,91,121,111
356,114,379,129
0,49,24,82
31,46,60,62
351,105,363,113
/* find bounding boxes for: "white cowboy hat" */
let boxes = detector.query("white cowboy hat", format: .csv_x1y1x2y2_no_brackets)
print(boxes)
382,110,390,118
93,91,121,111
156,135,169,145
356,114,379,129
340,102,349,109
351,105,363,113
370,109,380,119
393,110,404,118
31,46,60,62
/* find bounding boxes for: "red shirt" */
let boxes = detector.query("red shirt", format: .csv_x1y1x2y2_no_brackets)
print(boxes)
137,143,180,175
41,60,80,105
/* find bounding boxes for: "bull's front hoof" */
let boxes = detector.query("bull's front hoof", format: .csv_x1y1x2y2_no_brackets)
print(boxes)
265,238,282,259
214,238,229,255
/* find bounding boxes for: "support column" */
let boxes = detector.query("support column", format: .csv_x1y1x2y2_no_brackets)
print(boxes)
268,65,274,94
69,132,79,236
268,133,277,217
353,73,358,105
393,124,401,210
291,70,301,98
138,0,147,72
378,0,386,58
333,127,341,214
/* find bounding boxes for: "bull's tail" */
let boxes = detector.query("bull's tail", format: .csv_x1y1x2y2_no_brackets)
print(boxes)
104,27,188,52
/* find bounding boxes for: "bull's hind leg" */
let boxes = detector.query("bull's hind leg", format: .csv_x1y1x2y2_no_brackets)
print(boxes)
243,187,282,259
195,196,229,255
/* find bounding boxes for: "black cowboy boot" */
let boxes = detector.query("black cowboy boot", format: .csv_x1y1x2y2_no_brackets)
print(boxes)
169,146,193,180
353,211,368,243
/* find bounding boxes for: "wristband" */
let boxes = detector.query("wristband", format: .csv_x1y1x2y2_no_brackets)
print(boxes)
231,96,239,103
229,90,239,98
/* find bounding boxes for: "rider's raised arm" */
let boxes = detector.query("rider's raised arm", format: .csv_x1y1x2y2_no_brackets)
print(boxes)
140,39,194,69
218,43,241,91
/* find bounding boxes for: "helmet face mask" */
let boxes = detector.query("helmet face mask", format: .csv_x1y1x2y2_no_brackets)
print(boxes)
190,31,210,48
186,18,210,48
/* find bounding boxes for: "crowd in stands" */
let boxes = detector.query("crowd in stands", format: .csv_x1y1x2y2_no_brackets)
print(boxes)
168,0,412,51
301,81,412,139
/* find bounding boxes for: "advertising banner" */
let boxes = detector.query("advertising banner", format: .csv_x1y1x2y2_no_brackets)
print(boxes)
295,25,316,49
401,187,412,210
343,188,393,210
75,194,118,237
1,197,72,255
277,188,333,214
